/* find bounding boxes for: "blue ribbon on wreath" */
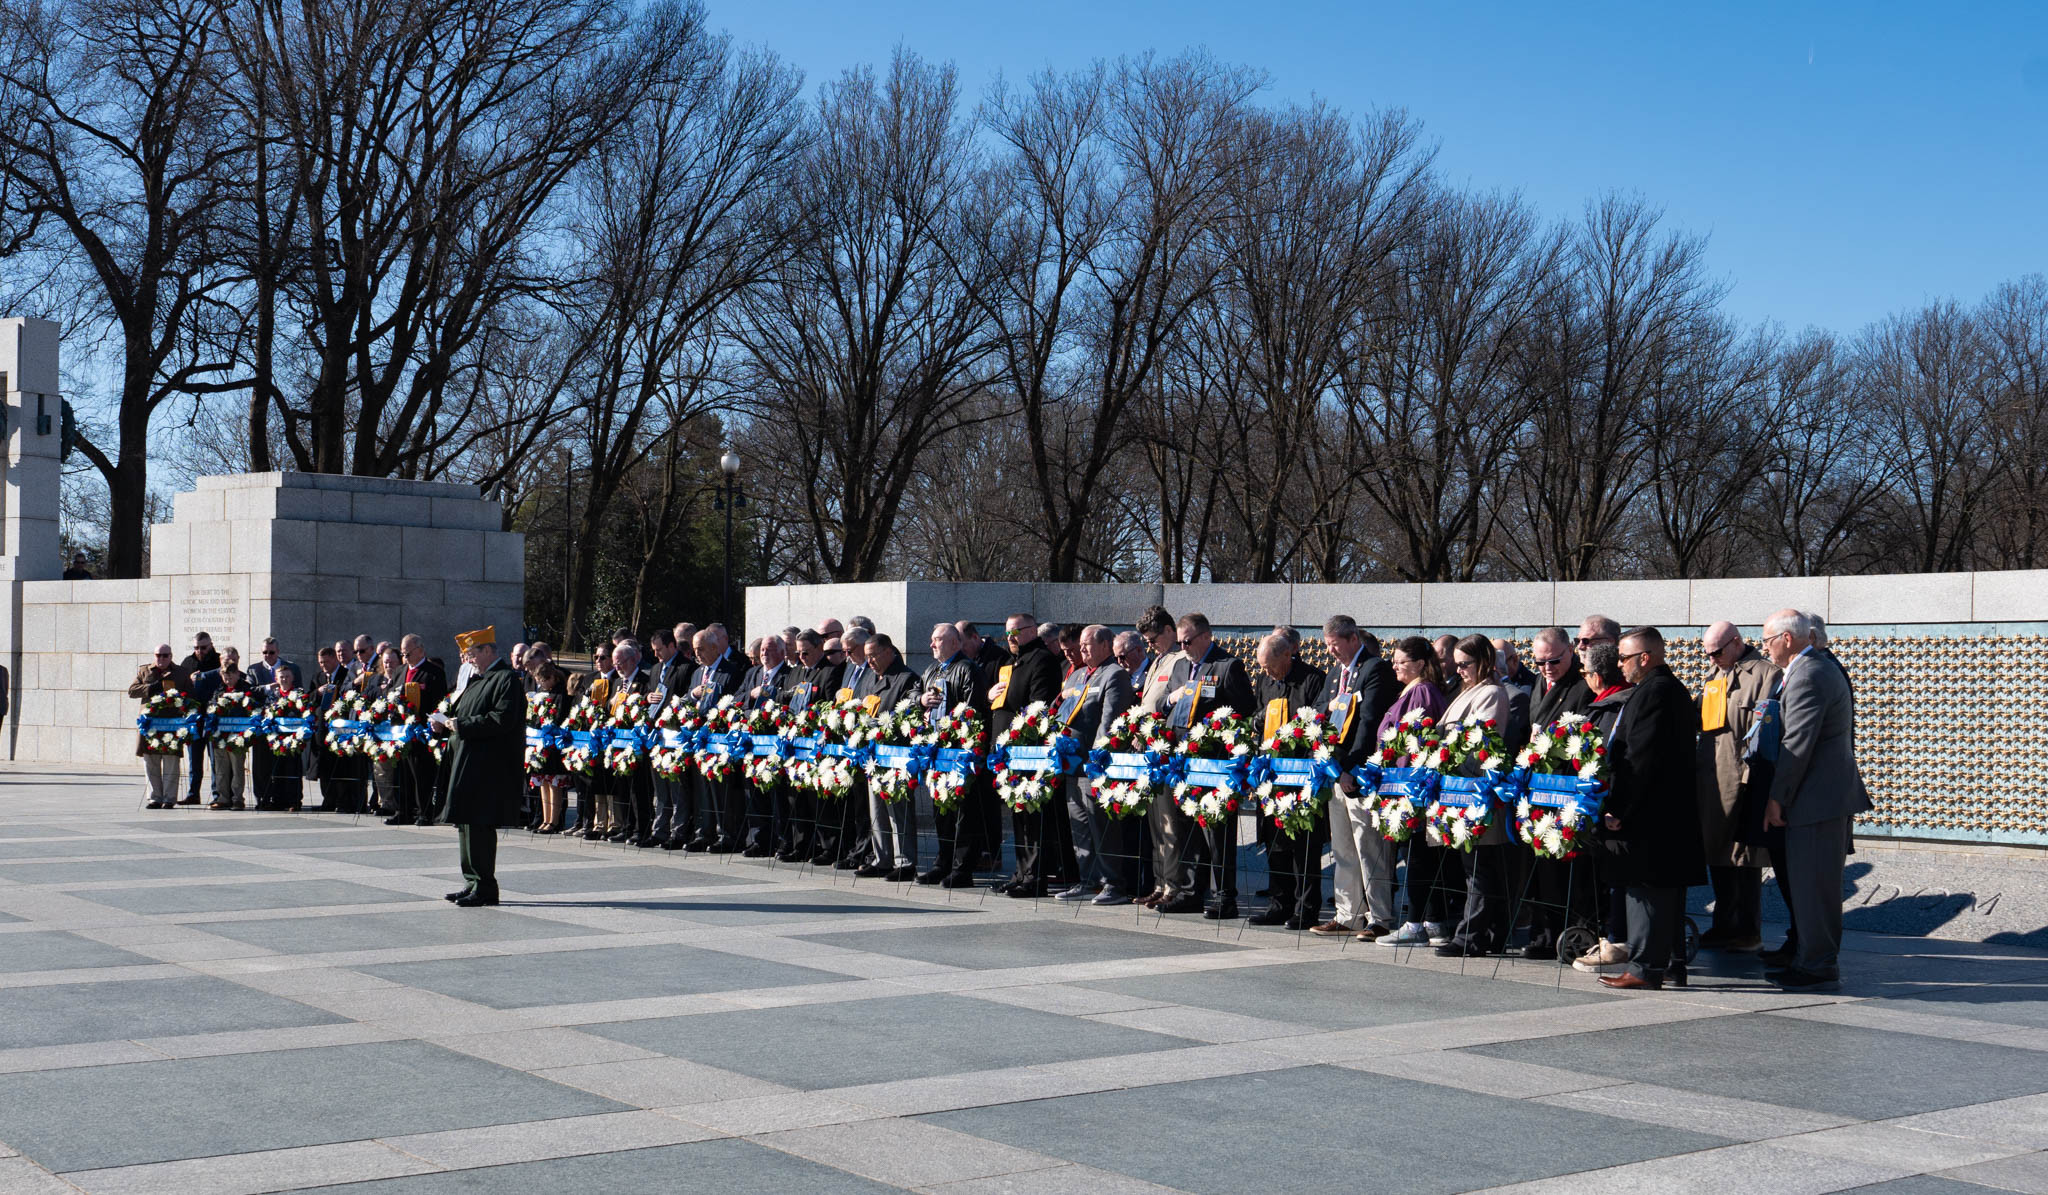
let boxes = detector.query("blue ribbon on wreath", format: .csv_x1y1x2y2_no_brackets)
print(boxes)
992,735,1082,777
1514,768,1606,817
1434,772,1501,808
869,743,931,773
1253,754,1341,792
210,715,263,737
1349,762,1383,791
136,714,201,736
1374,765,1439,802
326,718,368,747
747,733,786,759
1087,749,1180,790
1179,753,1251,794
929,747,982,776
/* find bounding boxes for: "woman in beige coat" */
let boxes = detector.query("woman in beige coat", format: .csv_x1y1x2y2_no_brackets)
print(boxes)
1438,635,1515,957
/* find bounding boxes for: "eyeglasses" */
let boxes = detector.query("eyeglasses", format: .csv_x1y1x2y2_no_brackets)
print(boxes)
1573,636,1613,647
1454,658,1479,673
261,649,277,657
826,649,845,657
155,651,172,658
1532,655,1567,668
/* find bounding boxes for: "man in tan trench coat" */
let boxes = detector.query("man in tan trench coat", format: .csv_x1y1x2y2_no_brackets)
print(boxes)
1695,621,1780,951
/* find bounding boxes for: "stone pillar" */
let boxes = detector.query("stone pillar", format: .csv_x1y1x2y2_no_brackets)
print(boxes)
0,317,62,583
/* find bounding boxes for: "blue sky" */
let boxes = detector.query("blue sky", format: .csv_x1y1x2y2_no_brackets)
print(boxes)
709,1,2048,337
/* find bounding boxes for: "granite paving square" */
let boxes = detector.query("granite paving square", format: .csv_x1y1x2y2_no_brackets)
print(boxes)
0,910,23,922
199,828,460,850
287,1139,901,1193
326,846,653,872
111,818,274,833
0,973,347,1049
495,865,760,895
625,886,974,926
1867,979,2048,1030
1463,1012,2048,1119
1079,957,1607,1030
1839,1179,2026,1194
0,826,85,838
0,929,162,972
921,1064,1732,1195
0,837,168,860
192,908,611,953
795,919,1245,971
0,1040,628,1172
76,877,424,915
0,853,288,885
585,992,1192,1090
359,943,849,1008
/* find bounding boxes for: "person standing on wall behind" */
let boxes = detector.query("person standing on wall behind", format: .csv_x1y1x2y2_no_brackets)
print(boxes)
62,551,92,580
433,627,526,907
178,632,221,805
130,644,194,809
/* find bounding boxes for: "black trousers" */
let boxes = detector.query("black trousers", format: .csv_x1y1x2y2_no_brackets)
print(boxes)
1264,819,1326,922
251,747,273,806
1708,864,1763,936
744,779,774,849
1452,843,1511,951
773,785,812,855
716,777,746,847
1404,838,1455,925
1008,788,1061,888
826,775,873,862
1625,883,1686,979
184,738,208,800
1522,849,1599,949
1200,814,1237,902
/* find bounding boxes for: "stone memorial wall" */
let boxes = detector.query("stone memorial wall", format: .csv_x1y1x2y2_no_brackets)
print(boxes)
0,316,524,768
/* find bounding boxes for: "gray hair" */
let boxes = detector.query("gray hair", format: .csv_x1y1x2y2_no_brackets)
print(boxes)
1083,623,1115,648
1114,630,1145,656
1533,627,1569,652
843,626,872,650
1270,624,1302,647
848,615,876,632
1580,614,1621,642
1808,611,1829,647
1763,609,1818,643
613,639,643,665
1322,614,1360,641
1037,621,1060,642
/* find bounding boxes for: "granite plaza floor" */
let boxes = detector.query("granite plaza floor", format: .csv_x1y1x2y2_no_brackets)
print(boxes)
3,768,2047,1195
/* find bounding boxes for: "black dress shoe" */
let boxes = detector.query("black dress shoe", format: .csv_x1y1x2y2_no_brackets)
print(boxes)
606,830,632,843
445,888,474,902
660,837,686,850
413,817,436,827
742,846,772,858
632,836,659,848
1156,895,1205,914
1246,908,1290,926
1202,899,1239,920
775,850,803,863
940,873,979,889
684,838,712,852
1759,943,1797,967
810,851,837,866
1768,966,1839,989
886,866,917,882
454,890,499,907
855,863,889,878
1285,916,1312,931
1523,943,1559,961
916,869,945,886
833,856,862,870
1668,964,1688,988
1008,883,1048,899
1435,941,1483,957
709,840,739,854
383,814,411,825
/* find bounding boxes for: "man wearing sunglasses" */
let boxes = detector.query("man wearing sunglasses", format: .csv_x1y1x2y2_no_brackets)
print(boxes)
1521,627,1596,959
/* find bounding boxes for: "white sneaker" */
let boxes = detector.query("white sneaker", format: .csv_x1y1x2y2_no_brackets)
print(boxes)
1379,921,1429,946
1053,884,1095,902
1571,938,1630,973
1425,921,1450,947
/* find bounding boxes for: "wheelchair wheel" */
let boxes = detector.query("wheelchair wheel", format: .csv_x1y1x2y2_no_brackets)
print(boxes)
1557,926,1598,965
1682,916,1700,965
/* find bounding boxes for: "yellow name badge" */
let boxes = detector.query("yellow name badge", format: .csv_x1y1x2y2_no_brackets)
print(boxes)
403,682,421,708
836,688,855,703
996,664,1015,706
1263,697,1291,740
1700,675,1728,733
863,694,883,716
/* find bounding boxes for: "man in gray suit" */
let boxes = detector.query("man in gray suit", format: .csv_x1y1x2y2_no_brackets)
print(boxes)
1052,625,1135,905
1761,607,1871,989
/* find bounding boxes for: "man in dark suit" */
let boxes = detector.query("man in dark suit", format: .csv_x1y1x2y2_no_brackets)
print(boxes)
906,623,985,882
1761,608,1870,989
308,645,359,813
858,634,923,878
647,627,692,846
1598,626,1705,991
1522,626,1597,958
389,634,449,824
1164,612,1257,918
177,632,222,804
957,619,1010,866
1311,617,1399,938
605,640,655,844
683,626,745,851
817,629,868,865
1247,631,1328,928
984,614,1063,895
1051,625,1135,905
741,631,794,856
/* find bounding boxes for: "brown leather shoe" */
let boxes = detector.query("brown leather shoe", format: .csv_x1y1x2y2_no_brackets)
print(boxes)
1598,972,1663,991
1354,922,1392,942
1307,920,1353,937
1136,889,1165,908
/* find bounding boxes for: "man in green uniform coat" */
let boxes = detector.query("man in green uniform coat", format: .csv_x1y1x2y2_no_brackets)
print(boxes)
430,626,526,907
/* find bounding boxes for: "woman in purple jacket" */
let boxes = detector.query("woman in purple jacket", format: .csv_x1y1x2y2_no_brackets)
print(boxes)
1376,636,1453,947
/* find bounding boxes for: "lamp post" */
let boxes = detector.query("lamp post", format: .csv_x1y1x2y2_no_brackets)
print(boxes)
715,451,745,627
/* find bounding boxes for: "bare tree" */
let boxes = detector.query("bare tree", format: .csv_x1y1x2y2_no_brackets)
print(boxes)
1638,320,1777,576
738,49,997,583
1977,275,2048,568
1747,331,1883,575
0,0,245,576
1857,299,1994,573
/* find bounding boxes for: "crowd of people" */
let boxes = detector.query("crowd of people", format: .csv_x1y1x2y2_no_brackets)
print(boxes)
128,602,1870,990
